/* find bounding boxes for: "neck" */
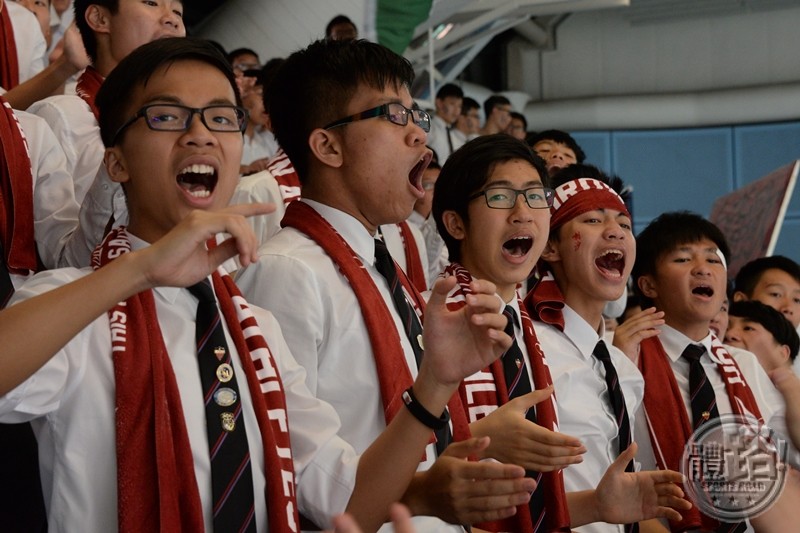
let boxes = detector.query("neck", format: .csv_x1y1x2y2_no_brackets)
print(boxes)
664,316,710,342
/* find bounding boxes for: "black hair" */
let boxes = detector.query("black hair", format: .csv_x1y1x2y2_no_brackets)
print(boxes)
734,255,800,298
483,95,511,118
266,38,414,183
509,111,528,131
729,300,800,361
632,211,731,308
435,83,463,100
530,129,586,163
96,37,239,148
325,14,357,39
461,97,480,114
227,47,260,65
74,0,118,62
432,134,548,263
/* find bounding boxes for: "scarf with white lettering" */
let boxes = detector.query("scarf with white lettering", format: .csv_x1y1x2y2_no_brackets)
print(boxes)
265,148,301,205
0,4,18,90
0,97,36,275
76,66,104,122
444,262,570,533
92,227,299,533
281,200,471,444
638,335,762,532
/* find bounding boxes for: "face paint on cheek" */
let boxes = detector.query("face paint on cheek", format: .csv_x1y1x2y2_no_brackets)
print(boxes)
572,231,581,251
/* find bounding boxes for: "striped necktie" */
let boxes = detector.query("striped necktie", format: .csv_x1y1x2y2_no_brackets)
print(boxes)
188,280,256,533
593,340,638,533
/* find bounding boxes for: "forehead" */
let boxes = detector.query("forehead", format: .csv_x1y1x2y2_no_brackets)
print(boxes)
484,158,542,185
125,60,235,112
755,268,800,290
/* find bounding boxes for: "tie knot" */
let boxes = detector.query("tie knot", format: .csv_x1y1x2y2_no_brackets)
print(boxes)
187,278,215,303
593,340,612,362
374,238,392,261
681,343,706,363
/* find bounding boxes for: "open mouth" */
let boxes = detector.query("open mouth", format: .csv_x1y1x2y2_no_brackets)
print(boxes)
595,249,625,277
408,152,432,194
177,163,218,199
503,236,533,258
692,285,714,297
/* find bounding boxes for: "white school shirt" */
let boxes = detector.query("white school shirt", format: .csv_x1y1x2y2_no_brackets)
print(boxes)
7,1,46,86
27,94,105,204
242,127,279,167
534,305,645,533
0,235,361,532
427,113,454,163
8,111,80,281
237,199,463,533
407,209,448,286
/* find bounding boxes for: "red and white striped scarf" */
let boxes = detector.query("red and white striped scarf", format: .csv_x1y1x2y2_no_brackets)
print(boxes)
0,97,36,275
638,334,763,532
444,263,571,533
396,220,427,292
265,148,301,206
92,227,299,533
76,66,104,122
0,4,18,90
281,200,471,444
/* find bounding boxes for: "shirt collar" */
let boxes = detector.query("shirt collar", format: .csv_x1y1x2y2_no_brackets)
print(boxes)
301,198,376,267
659,324,714,362
128,231,187,305
561,304,604,360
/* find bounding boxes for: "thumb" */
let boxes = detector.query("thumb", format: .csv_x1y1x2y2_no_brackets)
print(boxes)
427,275,457,310
440,436,491,459
507,386,554,412
771,367,800,399
610,441,638,473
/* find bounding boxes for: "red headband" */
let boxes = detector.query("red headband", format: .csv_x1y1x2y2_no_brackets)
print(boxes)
550,178,629,231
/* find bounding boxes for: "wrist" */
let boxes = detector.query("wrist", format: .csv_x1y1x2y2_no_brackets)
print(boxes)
402,386,449,430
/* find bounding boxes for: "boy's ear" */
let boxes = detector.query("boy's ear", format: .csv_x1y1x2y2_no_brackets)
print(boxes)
104,147,130,184
779,344,791,364
540,239,561,263
441,210,466,241
85,4,111,34
732,291,749,302
637,274,658,299
308,128,343,170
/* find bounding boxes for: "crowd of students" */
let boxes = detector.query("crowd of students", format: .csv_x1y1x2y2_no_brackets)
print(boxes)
2,2,800,532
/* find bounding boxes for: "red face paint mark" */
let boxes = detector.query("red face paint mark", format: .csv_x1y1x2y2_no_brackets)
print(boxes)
572,231,581,251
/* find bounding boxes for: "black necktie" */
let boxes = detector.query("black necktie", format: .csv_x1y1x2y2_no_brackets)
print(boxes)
188,280,256,533
681,346,746,532
682,344,720,429
446,126,454,157
502,305,548,529
373,239,451,454
0,241,15,309
593,340,638,533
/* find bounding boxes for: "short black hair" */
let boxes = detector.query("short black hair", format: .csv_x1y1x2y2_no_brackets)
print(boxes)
267,38,414,183
227,47,260,65
435,83,463,101
729,300,800,361
734,255,800,298
509,111,527,131
633,211,731,308
97,37,239,148
432,134,548,263
461,97,479,114
530,129,586,163
483,95,511,118
325,15,357,38
74,0,119,63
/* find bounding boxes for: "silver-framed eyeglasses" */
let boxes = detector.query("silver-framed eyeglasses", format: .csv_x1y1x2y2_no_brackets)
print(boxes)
469,186,555,209
323,102,431,133
111,104,248,145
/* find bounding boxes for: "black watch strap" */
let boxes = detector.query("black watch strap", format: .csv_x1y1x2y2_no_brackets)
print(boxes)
402,386,449,430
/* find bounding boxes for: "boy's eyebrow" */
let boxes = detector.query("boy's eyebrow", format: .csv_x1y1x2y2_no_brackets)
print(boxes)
484,179,544,188
141,94,236,106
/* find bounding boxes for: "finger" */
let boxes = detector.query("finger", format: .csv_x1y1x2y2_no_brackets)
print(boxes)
441,436,492,459
222,202,276,218
609,441,638,473
771,367,800,401
207,238,241,268
331,512,361,533
647,468,685,485
451,459,529,484
428,275,457,310
468,278,499,298
388,503,415,533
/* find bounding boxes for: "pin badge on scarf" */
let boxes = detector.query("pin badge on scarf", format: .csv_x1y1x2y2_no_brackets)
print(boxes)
214,346,226,361
216,363,234,383
515,359,522,369
702,411,711,421
220,412,236,432
214,387,237,407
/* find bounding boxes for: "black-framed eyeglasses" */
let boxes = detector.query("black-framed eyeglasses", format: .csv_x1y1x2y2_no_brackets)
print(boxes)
469,186,555,209
111,104,248,145
323,102,431,133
